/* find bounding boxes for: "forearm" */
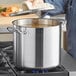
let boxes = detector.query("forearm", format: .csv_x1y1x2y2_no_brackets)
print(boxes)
42,0,67,16
42,5,64,17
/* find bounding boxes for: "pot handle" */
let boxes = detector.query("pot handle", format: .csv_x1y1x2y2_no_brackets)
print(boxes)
7,27,15,33
59,19,66,25
7,27,27,34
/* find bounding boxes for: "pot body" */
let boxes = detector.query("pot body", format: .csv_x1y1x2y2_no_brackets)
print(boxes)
12,18,61,69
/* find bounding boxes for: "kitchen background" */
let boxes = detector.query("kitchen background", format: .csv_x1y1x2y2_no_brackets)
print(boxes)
0,0,25,4
0,0,67,49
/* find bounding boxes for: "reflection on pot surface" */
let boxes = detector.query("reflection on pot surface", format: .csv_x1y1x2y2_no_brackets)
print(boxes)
7,18,62,69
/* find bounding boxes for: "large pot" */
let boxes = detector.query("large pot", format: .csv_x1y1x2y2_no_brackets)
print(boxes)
7,18,62,69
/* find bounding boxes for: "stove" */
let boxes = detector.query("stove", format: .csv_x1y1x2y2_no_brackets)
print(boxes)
0,42,69,76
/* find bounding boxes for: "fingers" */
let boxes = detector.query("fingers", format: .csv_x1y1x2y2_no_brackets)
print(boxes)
26,0,44,6
32,0,44,6
27,0,34,2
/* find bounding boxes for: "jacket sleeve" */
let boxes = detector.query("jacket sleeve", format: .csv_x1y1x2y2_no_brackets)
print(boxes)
42,0,67,17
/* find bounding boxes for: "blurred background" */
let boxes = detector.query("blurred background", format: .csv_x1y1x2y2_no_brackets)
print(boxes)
0,0,25,4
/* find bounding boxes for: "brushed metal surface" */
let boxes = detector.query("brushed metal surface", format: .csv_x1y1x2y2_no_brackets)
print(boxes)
11,18,62,68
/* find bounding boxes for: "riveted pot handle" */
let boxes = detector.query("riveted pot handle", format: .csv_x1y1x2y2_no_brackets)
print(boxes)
7,27,27,34
7,27,15,33
59,19,66,25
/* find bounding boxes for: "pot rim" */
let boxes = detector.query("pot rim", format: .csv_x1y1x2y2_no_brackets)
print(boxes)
12,18,63,28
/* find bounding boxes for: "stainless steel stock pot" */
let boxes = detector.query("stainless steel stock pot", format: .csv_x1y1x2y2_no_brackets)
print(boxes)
7,18,62,69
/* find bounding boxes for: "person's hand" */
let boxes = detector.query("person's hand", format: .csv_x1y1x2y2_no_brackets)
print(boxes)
32,0,44,5
27,0,34,3
27,0,44,6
